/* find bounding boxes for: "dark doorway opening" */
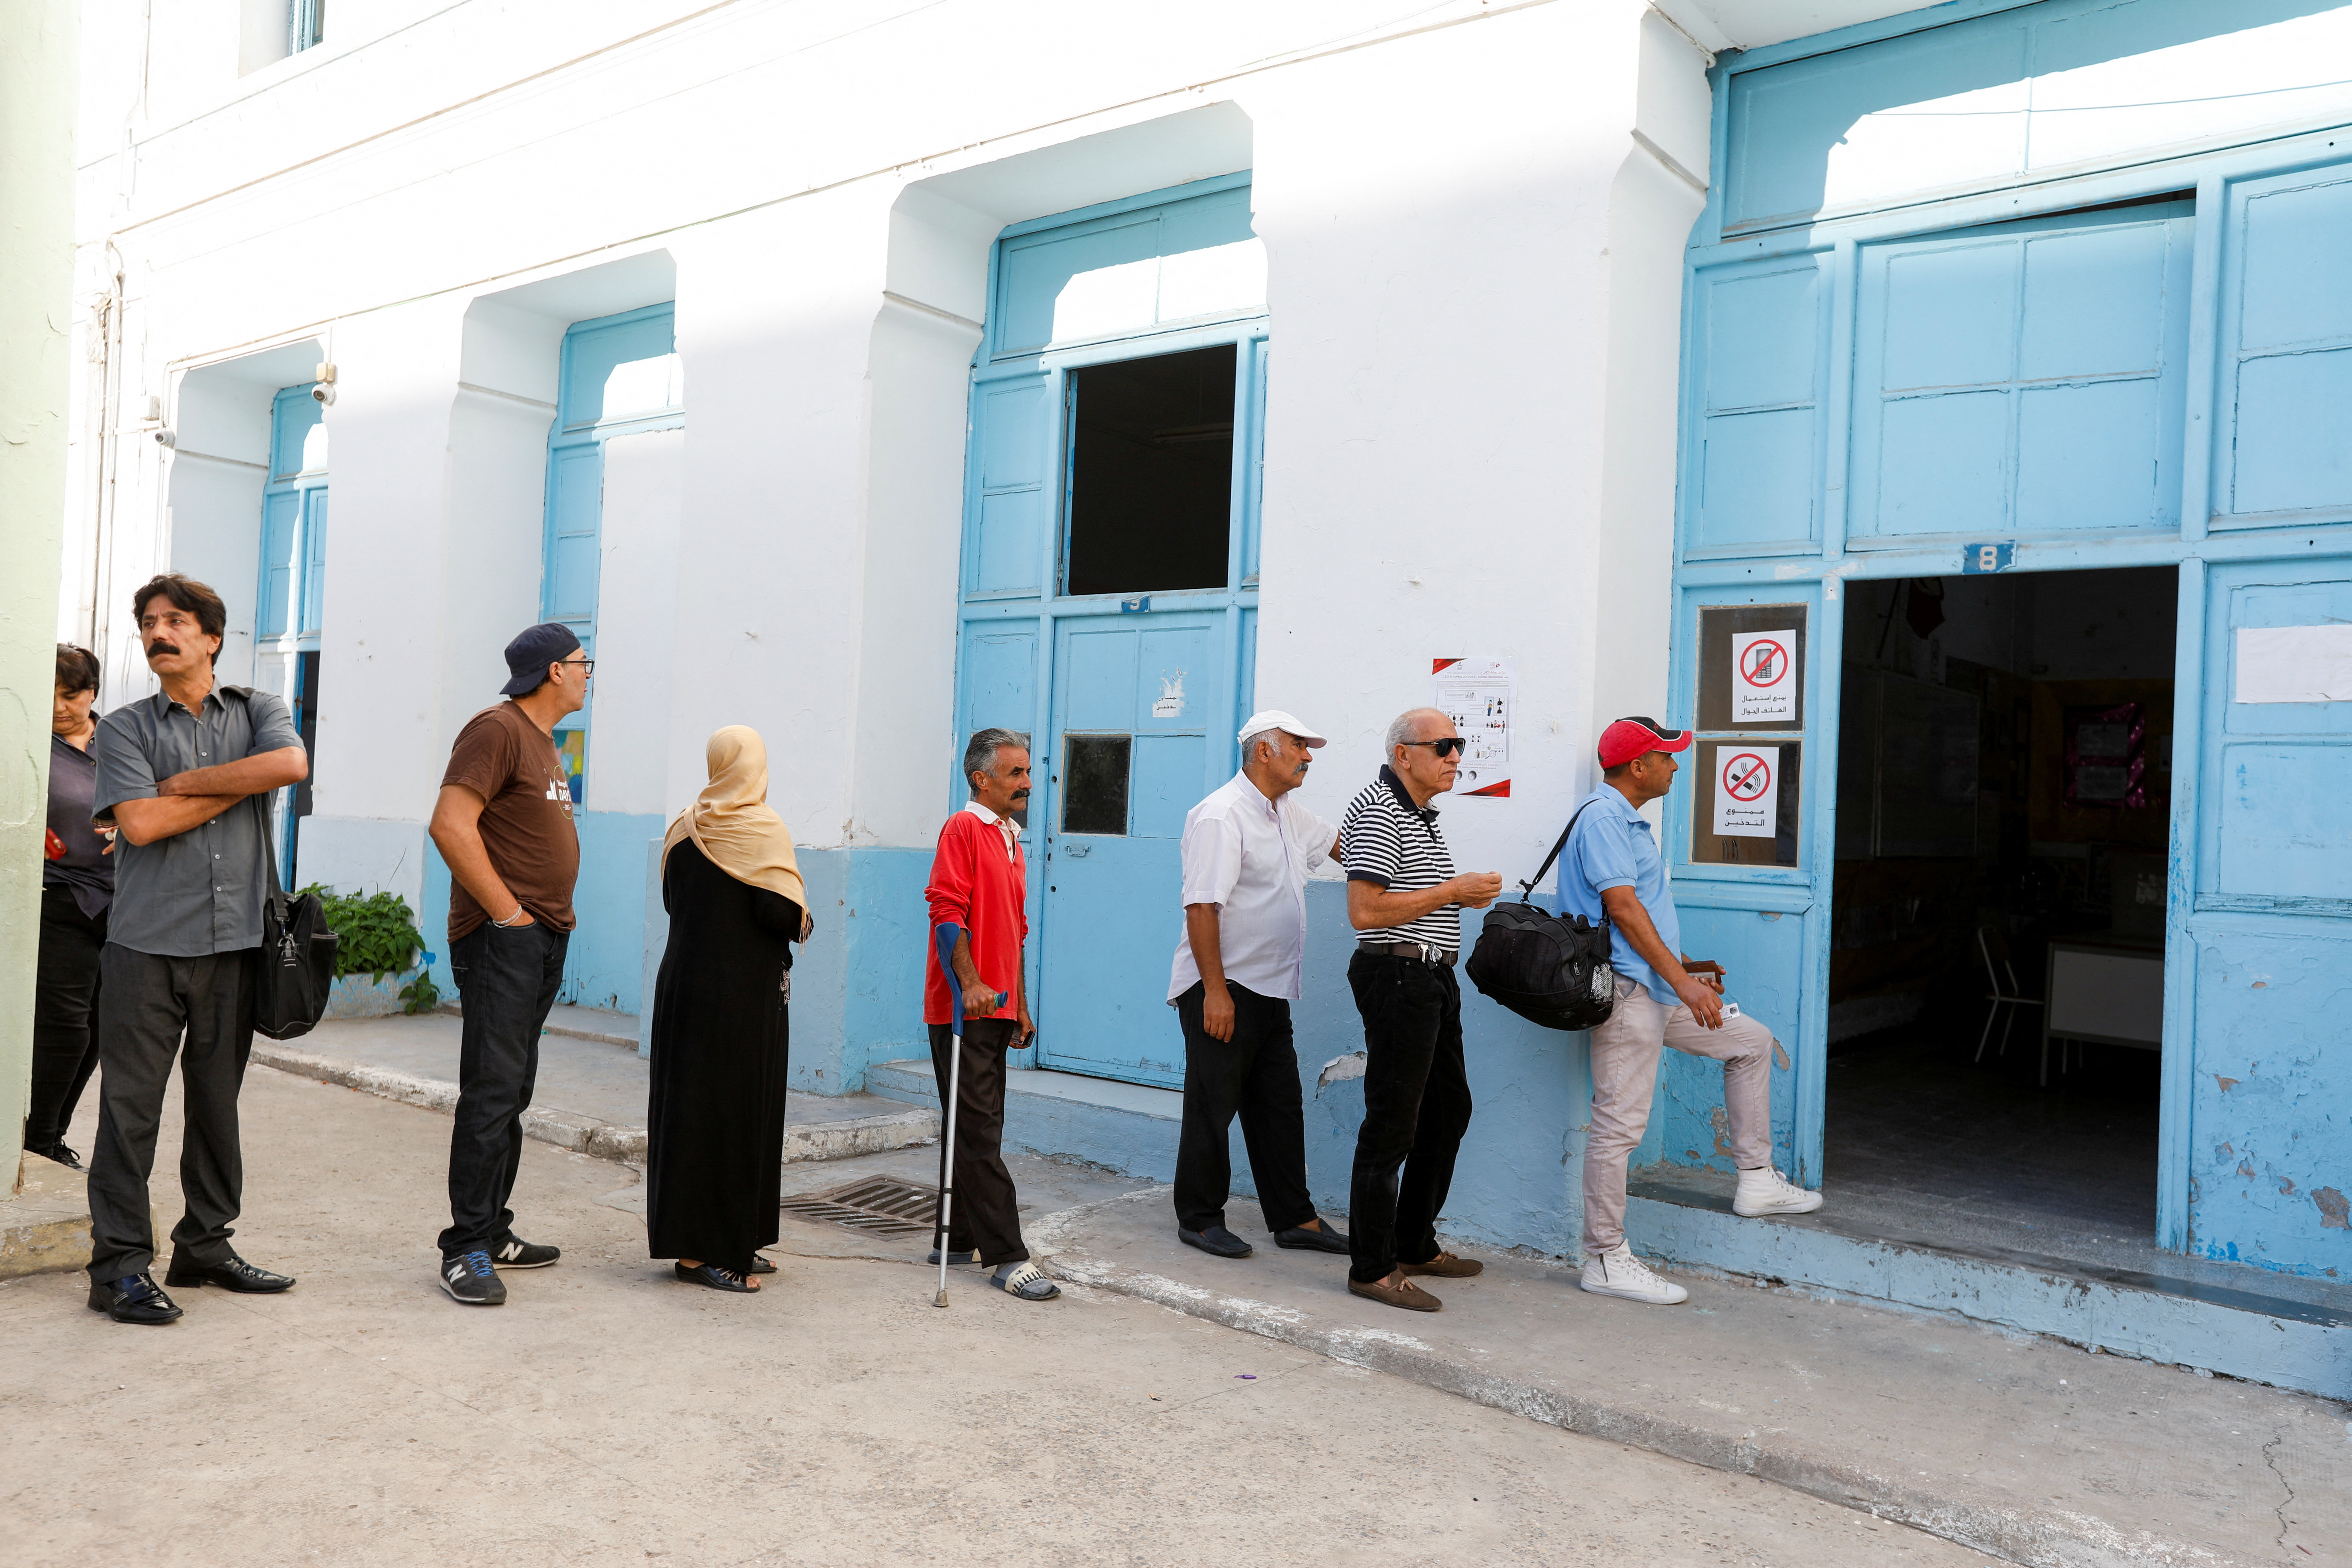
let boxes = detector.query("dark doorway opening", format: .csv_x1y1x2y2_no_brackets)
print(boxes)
288,650,321,885
1826,565,2176,1263
1064,345,1234,596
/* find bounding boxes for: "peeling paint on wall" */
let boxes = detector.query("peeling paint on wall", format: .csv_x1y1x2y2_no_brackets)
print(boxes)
2316,1188,2349,1231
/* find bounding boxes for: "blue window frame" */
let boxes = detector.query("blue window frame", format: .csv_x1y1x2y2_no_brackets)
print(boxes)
289,0,323,55
540,303,682,802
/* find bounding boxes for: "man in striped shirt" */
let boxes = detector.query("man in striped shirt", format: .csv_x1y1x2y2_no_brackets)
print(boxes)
1337,708,1504,1311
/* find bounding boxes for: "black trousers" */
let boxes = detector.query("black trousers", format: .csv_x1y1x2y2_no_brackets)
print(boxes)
29,886,106,1152
928,1018,1028,1267
439,922,568,1258
1171,981,1315,1234
86,945,258,1281
1345,951,1473,1284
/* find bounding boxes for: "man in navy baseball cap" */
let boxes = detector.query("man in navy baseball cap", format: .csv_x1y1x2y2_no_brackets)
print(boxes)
499,622,583,697
422,620,591,1304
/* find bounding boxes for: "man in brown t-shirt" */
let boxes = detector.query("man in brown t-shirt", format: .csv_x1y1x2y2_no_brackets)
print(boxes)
424,622,589,1305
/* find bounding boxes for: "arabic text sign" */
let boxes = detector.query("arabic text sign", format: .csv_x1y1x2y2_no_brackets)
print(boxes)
1714,745,1779,839
1730,630,1796,724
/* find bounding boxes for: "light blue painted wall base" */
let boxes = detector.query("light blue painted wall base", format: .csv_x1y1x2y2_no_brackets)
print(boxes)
638,845,937,1094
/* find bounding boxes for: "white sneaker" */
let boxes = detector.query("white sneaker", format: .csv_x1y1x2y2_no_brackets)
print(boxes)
1733,1164,1824,1217
1579,1244,1688,1305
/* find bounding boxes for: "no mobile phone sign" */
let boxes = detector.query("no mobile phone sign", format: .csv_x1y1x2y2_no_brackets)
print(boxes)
1730,629,1795,724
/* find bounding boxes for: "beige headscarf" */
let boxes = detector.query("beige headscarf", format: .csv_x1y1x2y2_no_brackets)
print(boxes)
661,726,806,909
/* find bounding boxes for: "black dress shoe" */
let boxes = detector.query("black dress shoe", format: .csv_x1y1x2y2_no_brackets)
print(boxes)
163,1253,295,1293
1275,1221,1351,1254
1179,1225,1253,1259
89,1273,184,1324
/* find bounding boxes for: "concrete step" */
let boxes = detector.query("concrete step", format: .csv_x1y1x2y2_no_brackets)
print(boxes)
1628,1170,2352,1399
865,1058,1198,1185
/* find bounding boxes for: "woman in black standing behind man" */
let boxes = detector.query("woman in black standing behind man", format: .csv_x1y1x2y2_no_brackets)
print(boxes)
646,726,813,1292
29,646,113,1167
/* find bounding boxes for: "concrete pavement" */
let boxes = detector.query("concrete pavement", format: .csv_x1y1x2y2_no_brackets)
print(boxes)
6,1064,1999,1568
1002,1179,2346,1568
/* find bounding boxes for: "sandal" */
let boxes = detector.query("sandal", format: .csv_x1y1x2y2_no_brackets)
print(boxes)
746,1254,776,1274
674,1261,756,1293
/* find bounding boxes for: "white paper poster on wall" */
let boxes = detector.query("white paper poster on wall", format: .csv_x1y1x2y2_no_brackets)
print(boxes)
2236,625,2352,703
1432,657,1514,797
1713,745,1779,838
1729,629,1797,724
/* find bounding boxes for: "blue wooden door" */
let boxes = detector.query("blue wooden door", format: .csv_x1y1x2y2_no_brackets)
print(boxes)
951,174,1267,1087
1649,586,1822,1184
1034,611,1224,1086
2165,156,2352,1278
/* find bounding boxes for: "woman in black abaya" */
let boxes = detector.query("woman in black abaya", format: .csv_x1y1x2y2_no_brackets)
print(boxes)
646,726,813,1292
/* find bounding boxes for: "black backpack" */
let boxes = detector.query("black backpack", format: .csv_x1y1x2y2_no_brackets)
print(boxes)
1465,800,1617,1032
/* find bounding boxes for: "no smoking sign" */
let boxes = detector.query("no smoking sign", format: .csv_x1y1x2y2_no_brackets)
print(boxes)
1712,744,1779,839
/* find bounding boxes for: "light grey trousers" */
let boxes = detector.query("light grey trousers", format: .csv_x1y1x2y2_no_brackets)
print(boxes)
1582,973,1777,1256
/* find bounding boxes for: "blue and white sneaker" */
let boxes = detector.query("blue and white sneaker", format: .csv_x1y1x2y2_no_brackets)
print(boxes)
439,1250,507,1305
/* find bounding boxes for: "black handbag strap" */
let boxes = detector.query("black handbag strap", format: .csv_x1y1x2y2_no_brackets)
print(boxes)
1519,797,1604,903
222,686,290,919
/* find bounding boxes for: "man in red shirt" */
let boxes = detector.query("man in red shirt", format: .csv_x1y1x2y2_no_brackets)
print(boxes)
924,728,1056,1302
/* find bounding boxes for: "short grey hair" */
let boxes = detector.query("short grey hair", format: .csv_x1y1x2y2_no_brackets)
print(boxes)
1384,707,1446,755
1239,727,1278,764
963,727,1029,788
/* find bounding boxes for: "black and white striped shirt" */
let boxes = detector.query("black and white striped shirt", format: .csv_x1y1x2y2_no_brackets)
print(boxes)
1340,765,1461,952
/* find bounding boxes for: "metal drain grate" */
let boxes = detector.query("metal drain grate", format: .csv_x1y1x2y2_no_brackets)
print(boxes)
778,1175,937,1238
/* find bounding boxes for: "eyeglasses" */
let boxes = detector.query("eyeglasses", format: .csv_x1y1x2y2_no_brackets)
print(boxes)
561,659,596,677
1399,737,1466,759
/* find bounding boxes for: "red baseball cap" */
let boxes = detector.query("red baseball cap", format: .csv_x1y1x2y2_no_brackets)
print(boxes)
1598,716,1692,770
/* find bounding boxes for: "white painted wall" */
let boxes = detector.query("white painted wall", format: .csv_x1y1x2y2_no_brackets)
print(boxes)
62,0,1706,906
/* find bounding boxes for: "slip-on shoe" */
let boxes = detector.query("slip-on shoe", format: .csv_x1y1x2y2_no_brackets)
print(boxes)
164,1252,295,1293
926,1247,976,1266
89,1273,184,1324
1347,1275,1442,1313
1400,1251,1483,1279
1274,1221,1350,1254
1179,1225,1253,1259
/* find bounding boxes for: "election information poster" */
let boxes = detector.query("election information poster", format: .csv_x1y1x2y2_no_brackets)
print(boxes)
1713,744,1779,838
1730,629,1797,725
1432,657,1514,797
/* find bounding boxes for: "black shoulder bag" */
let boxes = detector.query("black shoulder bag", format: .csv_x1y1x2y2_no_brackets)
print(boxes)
1464,800,1617,1032
223,686,340,1040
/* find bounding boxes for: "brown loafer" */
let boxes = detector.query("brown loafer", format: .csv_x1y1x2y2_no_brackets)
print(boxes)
1401,1251,1483,1279
1347,1275,1441,1312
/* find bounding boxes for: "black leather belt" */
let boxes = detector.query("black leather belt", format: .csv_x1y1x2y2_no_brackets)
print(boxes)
1359,939,1459,966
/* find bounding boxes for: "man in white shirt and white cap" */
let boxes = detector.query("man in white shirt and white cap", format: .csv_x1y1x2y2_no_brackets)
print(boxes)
1167,710,1351,1260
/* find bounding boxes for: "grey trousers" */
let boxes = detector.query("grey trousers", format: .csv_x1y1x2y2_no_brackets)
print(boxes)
1582,973,1776,1257
85,945,258,1281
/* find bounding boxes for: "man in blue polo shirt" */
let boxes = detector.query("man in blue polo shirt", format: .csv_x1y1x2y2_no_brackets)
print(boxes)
1561,716,1823,1306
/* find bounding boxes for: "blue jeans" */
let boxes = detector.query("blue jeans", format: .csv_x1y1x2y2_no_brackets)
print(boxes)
438,921,568,1257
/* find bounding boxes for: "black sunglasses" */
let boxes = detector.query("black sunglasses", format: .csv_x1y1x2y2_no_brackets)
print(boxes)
1399,737,1466,759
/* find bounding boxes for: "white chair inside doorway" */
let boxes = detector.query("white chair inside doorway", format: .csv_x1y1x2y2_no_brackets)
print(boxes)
1974,927,2043,1071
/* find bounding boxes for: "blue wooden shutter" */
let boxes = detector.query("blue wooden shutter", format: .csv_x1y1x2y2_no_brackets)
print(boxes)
2213,160,2352,528
257,490,300,639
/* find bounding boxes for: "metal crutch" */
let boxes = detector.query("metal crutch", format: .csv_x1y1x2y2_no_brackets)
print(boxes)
930,922,966,1308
